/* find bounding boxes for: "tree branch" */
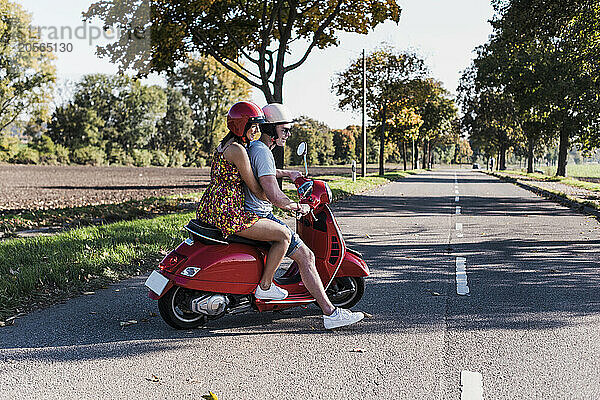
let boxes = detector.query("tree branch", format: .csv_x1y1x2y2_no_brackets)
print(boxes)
284,0,343,73
191,30,263,82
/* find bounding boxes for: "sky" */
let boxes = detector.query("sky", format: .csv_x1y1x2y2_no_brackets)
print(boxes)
18,0,495,129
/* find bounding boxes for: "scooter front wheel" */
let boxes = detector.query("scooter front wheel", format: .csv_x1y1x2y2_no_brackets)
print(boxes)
327,277,365,308
158,286,207,330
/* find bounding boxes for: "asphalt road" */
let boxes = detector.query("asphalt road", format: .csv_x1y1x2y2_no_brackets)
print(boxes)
1,169,599,399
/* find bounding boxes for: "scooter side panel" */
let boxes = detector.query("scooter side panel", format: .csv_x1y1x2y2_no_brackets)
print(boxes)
169,242,265,295
336,251,369,277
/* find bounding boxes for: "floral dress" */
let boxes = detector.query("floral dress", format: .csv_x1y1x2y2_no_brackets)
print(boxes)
196,150,259,237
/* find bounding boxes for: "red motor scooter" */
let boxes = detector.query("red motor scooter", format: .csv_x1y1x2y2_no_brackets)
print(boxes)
145,143,369,329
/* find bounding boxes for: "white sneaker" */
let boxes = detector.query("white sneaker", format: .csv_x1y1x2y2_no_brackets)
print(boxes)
323,308,364,329
255,284,288,300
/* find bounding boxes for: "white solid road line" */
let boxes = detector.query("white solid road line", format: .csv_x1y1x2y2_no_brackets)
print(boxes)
460,370,483,400
456,257,469,295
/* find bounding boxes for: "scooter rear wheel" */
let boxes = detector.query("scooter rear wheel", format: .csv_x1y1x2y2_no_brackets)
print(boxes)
158,286,207,330
327,277,365,308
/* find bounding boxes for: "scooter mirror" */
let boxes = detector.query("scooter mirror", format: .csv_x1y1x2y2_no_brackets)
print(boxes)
296,142,307,156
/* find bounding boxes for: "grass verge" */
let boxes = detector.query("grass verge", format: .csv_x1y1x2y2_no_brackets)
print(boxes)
488,171,600,214
0,170,418,323
0,193,201,236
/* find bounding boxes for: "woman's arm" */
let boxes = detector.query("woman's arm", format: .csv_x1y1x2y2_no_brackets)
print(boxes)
223,144,268,201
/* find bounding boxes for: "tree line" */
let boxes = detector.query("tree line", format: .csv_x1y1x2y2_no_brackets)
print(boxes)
2,0,472,171
458,0,600,175
332,47,471,173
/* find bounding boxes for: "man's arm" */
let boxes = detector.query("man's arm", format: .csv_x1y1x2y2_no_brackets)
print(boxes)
259,174,304,212
276,169,302,181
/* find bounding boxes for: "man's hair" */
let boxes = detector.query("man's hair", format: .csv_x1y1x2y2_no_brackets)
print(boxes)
259,123,278,138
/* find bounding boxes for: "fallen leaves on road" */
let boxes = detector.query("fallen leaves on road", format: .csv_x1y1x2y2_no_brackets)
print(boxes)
362,312,373,318
120,320,138,327
146,374,161,383
350,348,366,353
83,291,95,295
202,392,218,400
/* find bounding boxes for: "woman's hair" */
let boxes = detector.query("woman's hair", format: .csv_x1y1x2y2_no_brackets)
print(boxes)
219,131,245,149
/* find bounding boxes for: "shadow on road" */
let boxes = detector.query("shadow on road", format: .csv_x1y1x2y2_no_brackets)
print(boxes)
1,169,598,363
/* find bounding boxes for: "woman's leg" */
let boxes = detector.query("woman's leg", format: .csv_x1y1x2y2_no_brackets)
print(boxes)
236,218,291,289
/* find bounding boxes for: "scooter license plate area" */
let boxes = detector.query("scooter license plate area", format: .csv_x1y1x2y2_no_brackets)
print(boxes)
145,270,170,296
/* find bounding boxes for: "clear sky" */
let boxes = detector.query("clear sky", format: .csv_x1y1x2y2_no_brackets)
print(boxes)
18,0,495,129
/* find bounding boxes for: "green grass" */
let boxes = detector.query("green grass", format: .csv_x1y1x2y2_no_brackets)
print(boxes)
541,164,600,178
0,192,202,235
0,169,419,322
495,170,600,193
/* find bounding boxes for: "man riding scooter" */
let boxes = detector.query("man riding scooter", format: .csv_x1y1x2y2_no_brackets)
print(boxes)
244,103,364,329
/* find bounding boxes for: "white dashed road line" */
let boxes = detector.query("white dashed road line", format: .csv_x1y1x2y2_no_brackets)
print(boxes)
455,196,460,202
456,206,461,215
455,257,470,295
460,370,483,399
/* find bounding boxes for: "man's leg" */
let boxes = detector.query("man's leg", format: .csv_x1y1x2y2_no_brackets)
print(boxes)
288,244,335,316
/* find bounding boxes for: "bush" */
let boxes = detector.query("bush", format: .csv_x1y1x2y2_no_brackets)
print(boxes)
72,146,106,166
151,150,169,166
0,135,21,162
13,146,40,164
133,149,153,167
55,144,70,164
107,145,134,165
38,152,59,165
168,150,186,167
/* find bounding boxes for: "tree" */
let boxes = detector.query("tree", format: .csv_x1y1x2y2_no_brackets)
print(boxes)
387,106,422,170
84,1,401,104
167,56,251,155
154,87,195,155
47,74,167,164
473,0,600,176
286,116,334,166
333,48,428,174
0,0,55,133
332,127,356,164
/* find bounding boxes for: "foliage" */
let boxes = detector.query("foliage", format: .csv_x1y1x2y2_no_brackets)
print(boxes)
167,56,251,154
153,87,195,155
332,127,356,163
332,47,429,173
466,0,600,176
0,133,20,161
0,0,55,134
71,146,106,166
286,116,334,165
83,0,401,102
12,145,39,164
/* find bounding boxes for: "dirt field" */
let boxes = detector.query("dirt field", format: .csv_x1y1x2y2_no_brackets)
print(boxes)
0,164,381,212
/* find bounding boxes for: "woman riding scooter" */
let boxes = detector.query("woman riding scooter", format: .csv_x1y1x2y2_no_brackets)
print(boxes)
195,101,295,300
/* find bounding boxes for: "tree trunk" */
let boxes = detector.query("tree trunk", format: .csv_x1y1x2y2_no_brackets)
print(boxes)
556,124,569,177
499,144,506,170
421,140,427,169
527,137,534,173
414,144,419,169
402,140,407,171
378,105,386,176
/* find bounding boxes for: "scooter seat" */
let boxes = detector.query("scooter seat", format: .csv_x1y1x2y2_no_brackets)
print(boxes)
185,219,271,250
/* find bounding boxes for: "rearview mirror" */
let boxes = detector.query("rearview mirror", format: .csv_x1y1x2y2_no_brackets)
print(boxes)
296,142,308,176
296,142,307,157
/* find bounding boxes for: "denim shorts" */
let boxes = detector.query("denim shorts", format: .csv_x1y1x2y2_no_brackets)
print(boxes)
264,212,303,257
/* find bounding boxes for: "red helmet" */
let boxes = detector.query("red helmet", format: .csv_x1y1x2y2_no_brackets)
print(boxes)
227,101,266,139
